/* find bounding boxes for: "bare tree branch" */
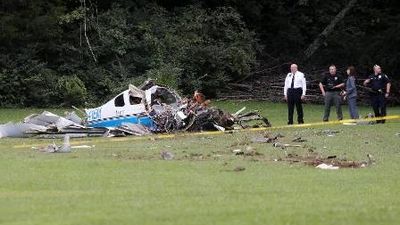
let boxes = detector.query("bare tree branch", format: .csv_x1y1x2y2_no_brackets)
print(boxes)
82,0,97,63
303,0,358,59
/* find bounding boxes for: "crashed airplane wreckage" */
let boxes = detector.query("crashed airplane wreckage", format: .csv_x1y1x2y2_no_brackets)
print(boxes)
0,81,271,138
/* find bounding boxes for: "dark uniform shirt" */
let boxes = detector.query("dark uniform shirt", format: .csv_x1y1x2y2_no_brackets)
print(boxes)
368,73,390,94
321,74,344,92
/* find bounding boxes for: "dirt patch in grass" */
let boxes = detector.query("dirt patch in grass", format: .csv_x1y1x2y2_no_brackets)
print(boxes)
281,151,372,168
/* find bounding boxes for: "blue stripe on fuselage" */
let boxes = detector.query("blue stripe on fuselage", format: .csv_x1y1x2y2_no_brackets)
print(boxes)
87,115,154,128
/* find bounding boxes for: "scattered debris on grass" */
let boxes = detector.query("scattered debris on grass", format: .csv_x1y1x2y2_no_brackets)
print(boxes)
272,142,302,149
282,152,372,169
367,154,375,164
244,146,257,156
316,129,341,137
181,152,209,160
272,142,285,149
160,150,175,160
33,135,71,153
250,132,285,144
32,142,59,153
292,137,307,142
232,146,262,156
251,137,272,143
230,140,251,147
233,166,246,172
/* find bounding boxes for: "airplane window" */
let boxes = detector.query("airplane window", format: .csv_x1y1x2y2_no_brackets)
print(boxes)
114,94,125,107
151,88,177,105
130,96,142,105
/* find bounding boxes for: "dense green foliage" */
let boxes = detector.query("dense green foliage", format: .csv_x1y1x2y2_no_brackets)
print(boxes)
0,0,399,106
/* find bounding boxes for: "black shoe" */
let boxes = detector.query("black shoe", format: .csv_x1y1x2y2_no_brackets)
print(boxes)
298,121,304,124
288,122,293,125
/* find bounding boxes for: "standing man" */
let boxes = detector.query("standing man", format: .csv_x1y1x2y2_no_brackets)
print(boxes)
284,64,306,125
319,65,345,121
363,65,391,123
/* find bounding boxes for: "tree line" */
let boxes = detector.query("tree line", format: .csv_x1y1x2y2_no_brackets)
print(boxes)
0,0,399,107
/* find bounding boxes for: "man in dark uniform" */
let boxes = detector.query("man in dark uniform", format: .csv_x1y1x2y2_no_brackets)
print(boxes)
319,65,345,121
363,65,391,123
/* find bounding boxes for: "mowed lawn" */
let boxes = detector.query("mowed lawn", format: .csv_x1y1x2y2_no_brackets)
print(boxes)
0,101,400,225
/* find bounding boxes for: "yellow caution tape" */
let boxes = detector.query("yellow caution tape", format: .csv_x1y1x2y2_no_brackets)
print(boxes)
12,114,400,149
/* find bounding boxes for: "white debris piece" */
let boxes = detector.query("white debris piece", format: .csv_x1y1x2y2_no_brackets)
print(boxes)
0,122,47,138
213,123,225,132
316,163,339,170
65,111,82,124
46,142,59,153
71,145,94,149
115,123,151,136
176,111,187,120
233,107,246,116
129,84,145,99
24,111,84,130
58,135,71,153
232,149,243,154
0,110,108,138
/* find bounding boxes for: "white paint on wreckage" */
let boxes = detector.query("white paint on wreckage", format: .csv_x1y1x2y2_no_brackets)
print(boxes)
84,84,181,129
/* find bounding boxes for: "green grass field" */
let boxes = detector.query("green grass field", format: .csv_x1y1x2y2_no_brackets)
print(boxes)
1,102,400,225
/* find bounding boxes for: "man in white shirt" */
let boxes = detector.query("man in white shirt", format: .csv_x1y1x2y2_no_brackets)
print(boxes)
284,64,306,125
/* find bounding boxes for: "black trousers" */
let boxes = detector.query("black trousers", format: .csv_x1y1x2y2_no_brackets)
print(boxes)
371,94,386,123
287,88,304,124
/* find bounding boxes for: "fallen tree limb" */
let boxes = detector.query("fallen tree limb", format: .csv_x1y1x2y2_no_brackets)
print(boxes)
303,0,358,59
82,0,97,63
